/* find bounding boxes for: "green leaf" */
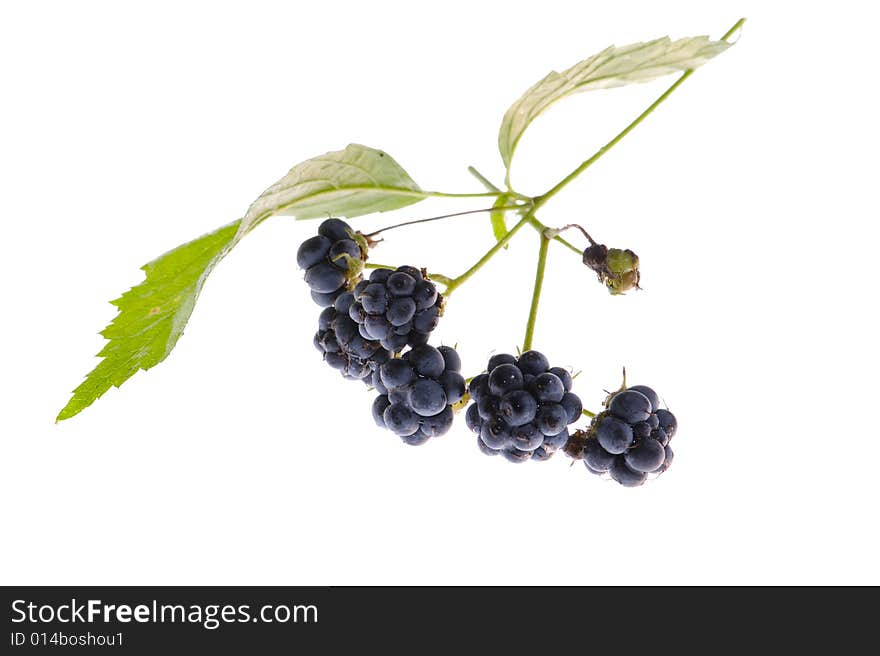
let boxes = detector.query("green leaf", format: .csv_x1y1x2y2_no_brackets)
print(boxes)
498,35,731,171
490,194,511,248
239,143,427,237
59,143,426,421
57,220,241,421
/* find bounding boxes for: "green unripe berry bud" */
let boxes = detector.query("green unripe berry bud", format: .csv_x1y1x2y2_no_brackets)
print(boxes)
582,243,641,294
604,248,640,294
606,269,640,294
606,248,638,275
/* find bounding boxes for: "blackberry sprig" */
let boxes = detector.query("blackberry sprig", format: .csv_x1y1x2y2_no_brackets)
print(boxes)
59,21,746,496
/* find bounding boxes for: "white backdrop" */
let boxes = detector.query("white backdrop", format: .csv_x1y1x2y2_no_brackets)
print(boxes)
2,0,878,585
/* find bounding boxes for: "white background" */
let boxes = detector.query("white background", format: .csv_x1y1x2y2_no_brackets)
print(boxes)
2,0,878,585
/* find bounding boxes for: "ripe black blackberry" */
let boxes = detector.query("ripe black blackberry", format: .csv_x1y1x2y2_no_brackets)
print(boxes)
313,292,390,382
569,385,676,487
465,350,583,462
349,266,444,354
371,345,466,445
298,218,367,307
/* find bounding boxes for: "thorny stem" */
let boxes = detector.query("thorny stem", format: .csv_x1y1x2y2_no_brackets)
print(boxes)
522,232,550,352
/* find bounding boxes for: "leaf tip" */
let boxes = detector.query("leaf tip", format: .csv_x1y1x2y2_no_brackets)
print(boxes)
55,401,80,423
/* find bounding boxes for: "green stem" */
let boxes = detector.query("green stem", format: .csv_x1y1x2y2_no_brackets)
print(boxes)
429,273,453,287
582,409,597,419
534,17,745,208
444,210,535,295
527,217,582,255
424,190,502,200
522,233,550,352
437,19,746,298
554,234,582,255
364,205,526,239
467,166,502,193
720,17,746,42
536,74,692,206
467,166,532,203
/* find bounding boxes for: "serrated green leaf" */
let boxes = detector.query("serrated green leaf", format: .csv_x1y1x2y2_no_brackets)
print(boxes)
490,194,511,248
59,143,426,421
498,35,731,170
57,220,241,421
239,143,427,237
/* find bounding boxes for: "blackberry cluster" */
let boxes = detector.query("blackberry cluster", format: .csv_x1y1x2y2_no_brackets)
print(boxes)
574,385,676,487
301,220,446,385
349,266,443,354
297,221,680,481
313,291,390,382
465,350,583,462
297,218,366,307
371,345,466,445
